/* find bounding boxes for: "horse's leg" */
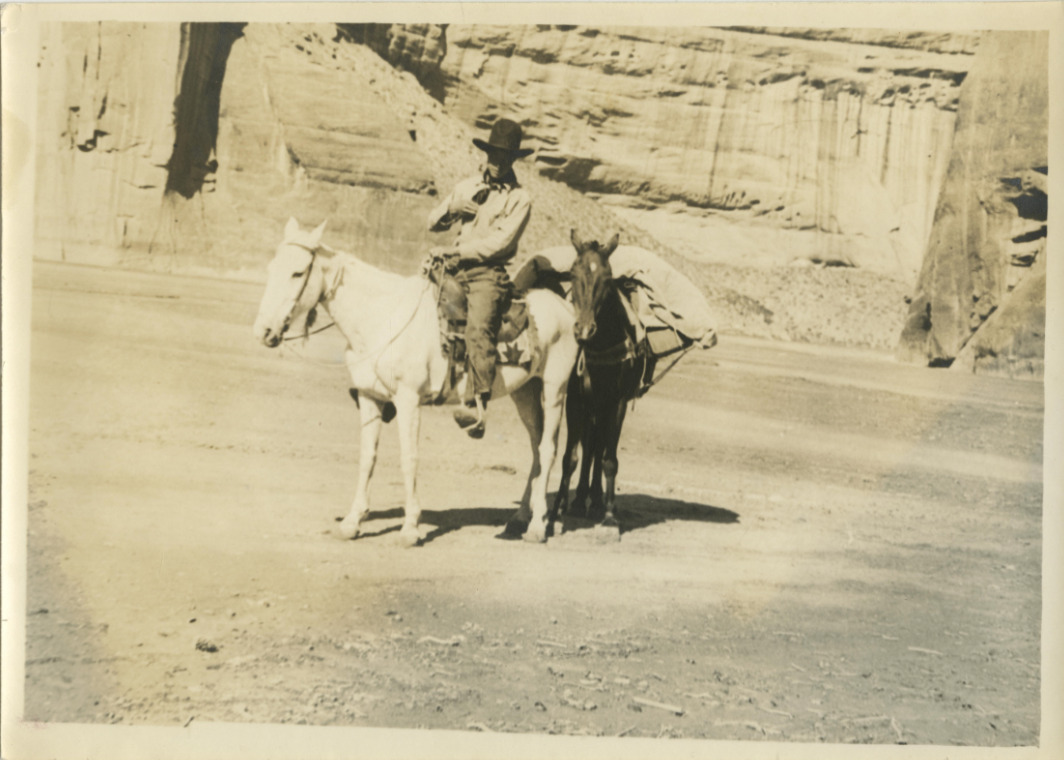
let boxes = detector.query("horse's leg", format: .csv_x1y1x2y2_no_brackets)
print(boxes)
600,402,628,531
589,424,606,521
572,410,594,518
393,385,423,548
524,378,565,543
338,397,384,539
505,378,543,537
553,373,581,520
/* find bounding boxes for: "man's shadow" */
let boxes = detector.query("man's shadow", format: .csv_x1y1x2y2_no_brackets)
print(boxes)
338,494,738,545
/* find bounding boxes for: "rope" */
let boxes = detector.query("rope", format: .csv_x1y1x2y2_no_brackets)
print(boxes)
648,345,693,387
630,349,649,412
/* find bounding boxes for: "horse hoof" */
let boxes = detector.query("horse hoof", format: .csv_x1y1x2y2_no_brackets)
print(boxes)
592,522,621,543
337,519,361,540
397,526,421,548
503,518,527,538
523,525,548,544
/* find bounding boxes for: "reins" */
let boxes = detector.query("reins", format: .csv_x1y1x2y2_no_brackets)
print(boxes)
281,310,338,342
371,278,433,397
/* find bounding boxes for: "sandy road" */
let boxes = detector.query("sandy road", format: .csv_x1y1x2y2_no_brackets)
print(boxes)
22,261,1043,746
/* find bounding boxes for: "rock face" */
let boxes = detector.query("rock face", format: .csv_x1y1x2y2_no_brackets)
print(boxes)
32,22,1045,364
35,22,184,264
895,31,1048,377
384,25,972,276
336,23,449,101
33,22,686,276
727,27,980,55
35,23,454,273
167,23,246,200
210,24,443,273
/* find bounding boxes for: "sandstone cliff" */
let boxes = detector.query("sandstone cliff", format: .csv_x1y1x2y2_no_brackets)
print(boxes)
32,22,1046,366
895,31,1048,377
34,23,696,274
367,24,971,277
35,22,184,264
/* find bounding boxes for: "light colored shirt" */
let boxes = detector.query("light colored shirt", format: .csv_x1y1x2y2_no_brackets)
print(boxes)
428,170,532,265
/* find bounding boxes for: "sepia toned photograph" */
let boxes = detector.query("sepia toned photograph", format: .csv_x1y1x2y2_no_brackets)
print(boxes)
2,3,1060,759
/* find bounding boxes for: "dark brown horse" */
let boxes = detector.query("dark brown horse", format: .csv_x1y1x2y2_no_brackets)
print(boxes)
552,230,648,531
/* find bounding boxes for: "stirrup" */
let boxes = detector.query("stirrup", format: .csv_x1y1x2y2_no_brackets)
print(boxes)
453,396,487,439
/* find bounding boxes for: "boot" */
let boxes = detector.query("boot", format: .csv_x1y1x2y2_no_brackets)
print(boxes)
453,394,488,439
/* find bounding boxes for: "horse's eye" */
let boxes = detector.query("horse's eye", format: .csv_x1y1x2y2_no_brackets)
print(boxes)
292,270,305,279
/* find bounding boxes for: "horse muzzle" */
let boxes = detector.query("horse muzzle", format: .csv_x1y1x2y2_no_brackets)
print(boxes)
575,322,597,344
255,319,288,348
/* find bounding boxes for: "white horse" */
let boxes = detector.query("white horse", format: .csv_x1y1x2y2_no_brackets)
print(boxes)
252,218,579,546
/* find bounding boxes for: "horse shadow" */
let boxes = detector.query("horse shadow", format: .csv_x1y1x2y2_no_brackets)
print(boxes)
337,494,738,545
554,492,740,537
336,506,513,545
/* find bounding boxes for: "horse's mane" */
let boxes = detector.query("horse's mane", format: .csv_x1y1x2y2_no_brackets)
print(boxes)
319,243,411,291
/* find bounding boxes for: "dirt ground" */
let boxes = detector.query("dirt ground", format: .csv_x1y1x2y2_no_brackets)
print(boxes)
22,260,1043,747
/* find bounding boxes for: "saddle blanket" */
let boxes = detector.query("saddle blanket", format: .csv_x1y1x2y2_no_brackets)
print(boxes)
438,304,538,369
496,328,535,367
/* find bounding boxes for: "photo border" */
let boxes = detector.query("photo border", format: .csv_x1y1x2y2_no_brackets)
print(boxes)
3,3,1061,758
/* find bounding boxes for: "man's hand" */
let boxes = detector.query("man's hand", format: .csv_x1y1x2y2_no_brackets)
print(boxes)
448,183,488,220
429,246,462,273
450,198,480,219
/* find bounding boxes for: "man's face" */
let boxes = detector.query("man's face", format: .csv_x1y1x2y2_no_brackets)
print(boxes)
485,149,515,179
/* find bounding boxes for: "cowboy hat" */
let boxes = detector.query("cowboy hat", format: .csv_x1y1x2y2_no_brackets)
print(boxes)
472,118,534,158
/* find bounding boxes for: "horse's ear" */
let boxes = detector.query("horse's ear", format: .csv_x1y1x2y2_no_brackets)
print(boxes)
570,228,584,251
284,217,300,241
308,220,327,246
603,233,620,260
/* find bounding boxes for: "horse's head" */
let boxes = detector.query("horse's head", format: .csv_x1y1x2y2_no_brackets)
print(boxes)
253,218,328,347
569,229,620,344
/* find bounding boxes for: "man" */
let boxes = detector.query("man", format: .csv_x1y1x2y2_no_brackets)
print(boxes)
427,118,534,439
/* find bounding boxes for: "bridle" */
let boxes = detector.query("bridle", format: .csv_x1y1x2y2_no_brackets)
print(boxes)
574,263,634,366
279,241,341,342
573,266,691,396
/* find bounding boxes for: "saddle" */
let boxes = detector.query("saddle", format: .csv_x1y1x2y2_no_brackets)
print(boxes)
428,265,536,399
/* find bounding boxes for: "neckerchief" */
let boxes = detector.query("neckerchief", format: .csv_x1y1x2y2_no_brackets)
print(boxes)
482,167,519,193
